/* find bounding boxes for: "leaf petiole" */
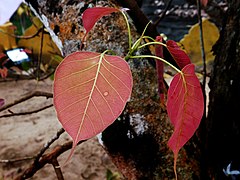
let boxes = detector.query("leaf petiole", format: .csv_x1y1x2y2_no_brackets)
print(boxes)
120,9,132,49
138,41,166,50
129,55,181,73
131,22,152,51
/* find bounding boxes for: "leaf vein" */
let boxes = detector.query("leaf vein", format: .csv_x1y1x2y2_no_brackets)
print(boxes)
99,71,125,103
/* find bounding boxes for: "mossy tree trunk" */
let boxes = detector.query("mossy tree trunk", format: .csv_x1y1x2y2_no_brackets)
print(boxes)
25,0,240,179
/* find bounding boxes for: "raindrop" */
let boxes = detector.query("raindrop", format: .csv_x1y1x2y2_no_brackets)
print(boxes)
103,91,109,96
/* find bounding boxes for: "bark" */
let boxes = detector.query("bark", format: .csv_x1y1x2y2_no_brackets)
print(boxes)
205,0,240,179
23,0,223,179
24,0,240,179
23,1,175,179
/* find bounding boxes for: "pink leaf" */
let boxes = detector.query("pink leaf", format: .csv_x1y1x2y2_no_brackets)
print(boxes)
0,98,4,107
0,53,6,59
21,48,32,54
0,67,8,78
200,0,208,7
53,51,133,162
155,36,166,104
167,64,204,176
166,40,191,69
82,7,119,40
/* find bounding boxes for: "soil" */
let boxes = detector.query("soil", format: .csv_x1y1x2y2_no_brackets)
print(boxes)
0,78,123,180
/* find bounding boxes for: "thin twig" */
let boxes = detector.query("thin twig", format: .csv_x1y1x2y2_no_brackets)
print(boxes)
0,74,34,82
38,69,55,81
0,91,53,112
153,0,173,27
34,128,65,164
0,66,56,82
0,104,53,118
196,0,207,118
197,1,208,178
14,140,86,180
37,27,45,80
0,156,34,163
0,27,44,39
51,158,64,180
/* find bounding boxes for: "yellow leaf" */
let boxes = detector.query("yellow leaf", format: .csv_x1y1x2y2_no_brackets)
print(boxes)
16,4,25,16
179,18,220,65
18,18,62,68
0,22,17,52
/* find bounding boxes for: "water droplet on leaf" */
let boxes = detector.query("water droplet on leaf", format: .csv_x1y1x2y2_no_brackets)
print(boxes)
103,91,109,96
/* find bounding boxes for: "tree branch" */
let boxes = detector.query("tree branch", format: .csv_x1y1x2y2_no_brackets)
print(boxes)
51,158,64,180
0,156,34,163
0,26,44,39
34,128,65,164
14,140,86,180
0,104,53,119
153,0,173,28
115,0,158,37
0,91,53,112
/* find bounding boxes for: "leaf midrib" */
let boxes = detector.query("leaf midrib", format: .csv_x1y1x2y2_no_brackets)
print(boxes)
74,55,103,143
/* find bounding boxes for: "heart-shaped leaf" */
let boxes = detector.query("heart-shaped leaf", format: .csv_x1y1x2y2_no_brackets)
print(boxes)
53,51,133,161
166,40,191,69
82,7,119,41
0,98,4,107
167,63,204,176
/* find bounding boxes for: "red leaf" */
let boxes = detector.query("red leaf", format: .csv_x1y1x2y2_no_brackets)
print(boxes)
167,64,204,175
21,48,32,54
53,51,133,162
82,7,119,40
155,36,166,104
200,0,208,6
0,53,6,59
166,40,191,69
0,67,8,78
0,98,4,107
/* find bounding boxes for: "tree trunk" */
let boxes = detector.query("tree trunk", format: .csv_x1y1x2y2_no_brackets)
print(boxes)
24,0,240,179
205,0,240,179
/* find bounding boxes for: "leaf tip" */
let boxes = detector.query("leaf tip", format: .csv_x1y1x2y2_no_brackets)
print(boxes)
60,141,78,167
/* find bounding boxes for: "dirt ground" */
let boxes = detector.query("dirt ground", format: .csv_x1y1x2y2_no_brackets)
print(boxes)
0,78,122,180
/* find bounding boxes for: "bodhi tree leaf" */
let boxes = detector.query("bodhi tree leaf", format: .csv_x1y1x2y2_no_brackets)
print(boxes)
53,51,133,162
166,40,191,69
167,64,204,177
82,7,119,41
